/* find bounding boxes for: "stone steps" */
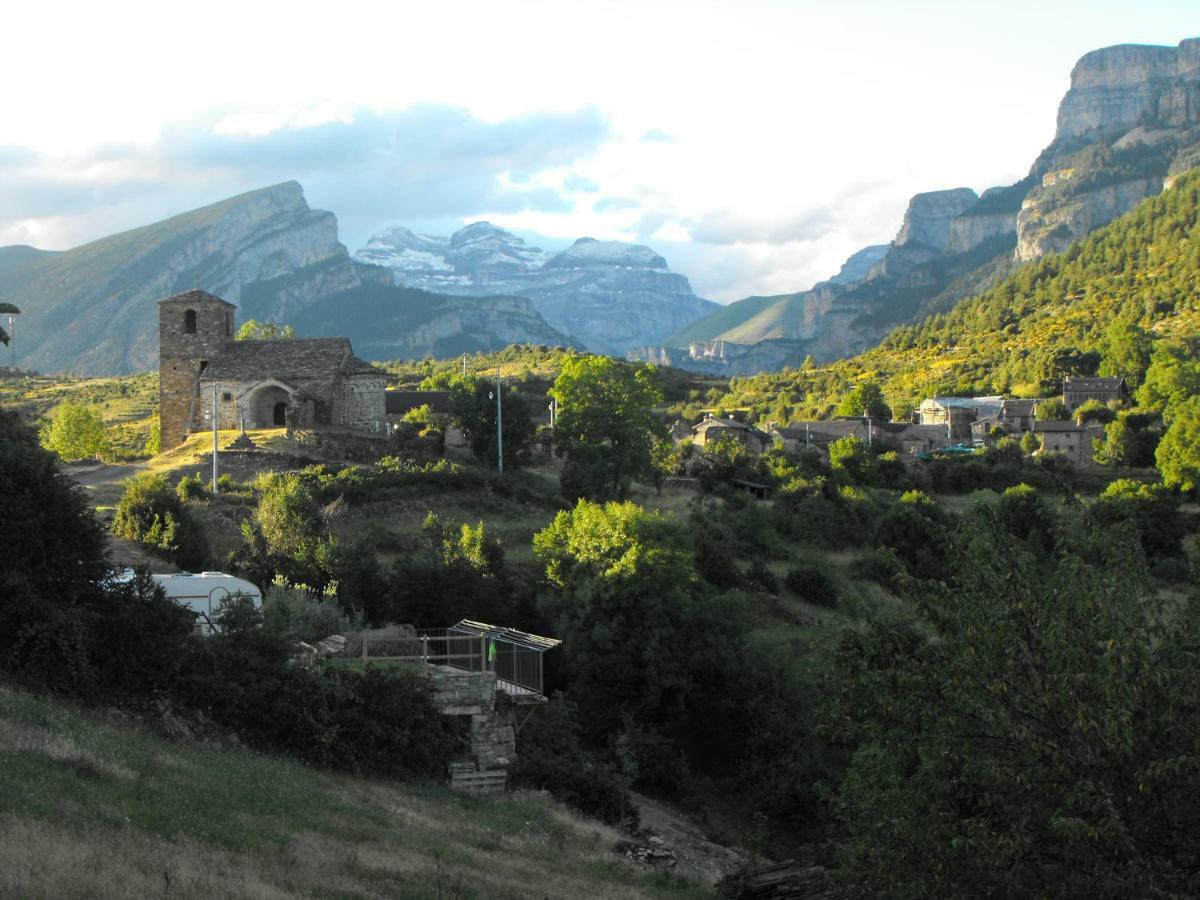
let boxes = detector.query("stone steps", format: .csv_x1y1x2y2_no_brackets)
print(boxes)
449,768,508,795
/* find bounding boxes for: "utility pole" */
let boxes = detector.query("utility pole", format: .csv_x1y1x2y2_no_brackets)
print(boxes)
7,314,14,370
211,384,220,495
495,368,503,475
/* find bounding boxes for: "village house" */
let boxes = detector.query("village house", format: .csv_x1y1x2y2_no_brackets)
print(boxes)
1062,376,1129,410
691,415,772,453
159,289,386,447
970,398,1043,441
769,419,946,458
1032,420,1106,465
918,395,1004,441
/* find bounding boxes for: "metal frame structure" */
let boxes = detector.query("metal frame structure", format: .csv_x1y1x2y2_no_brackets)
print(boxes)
360,620,560,697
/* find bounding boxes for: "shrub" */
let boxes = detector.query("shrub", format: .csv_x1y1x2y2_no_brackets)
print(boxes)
113,473,210,570
784,563,840,609
262,582,359,644
176,472,210,502
510,697,638,827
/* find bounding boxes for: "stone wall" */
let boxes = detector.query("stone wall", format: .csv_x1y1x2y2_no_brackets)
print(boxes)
428,670,517,771
341,373,387,431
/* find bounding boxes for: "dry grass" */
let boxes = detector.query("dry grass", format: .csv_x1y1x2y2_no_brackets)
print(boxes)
0,685,708,900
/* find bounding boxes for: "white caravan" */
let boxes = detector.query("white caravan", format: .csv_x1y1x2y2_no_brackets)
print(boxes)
151,572,263,636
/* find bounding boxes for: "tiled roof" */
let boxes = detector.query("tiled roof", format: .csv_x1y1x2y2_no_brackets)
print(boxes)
694,417,768,436
1063,376,1126,391
199,338,380,382
158,289,235,308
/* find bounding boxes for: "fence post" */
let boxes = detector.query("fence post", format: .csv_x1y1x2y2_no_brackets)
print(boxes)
422,635,429,670
362,635,368,667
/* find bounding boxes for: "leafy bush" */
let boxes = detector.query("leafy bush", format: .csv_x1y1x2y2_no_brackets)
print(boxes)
176,472,210,502
112,473,210,570
784,563,839,609
510,697,638,827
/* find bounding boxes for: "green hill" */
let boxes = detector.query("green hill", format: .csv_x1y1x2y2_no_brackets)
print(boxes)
714,169,1200,422
0,682,706,899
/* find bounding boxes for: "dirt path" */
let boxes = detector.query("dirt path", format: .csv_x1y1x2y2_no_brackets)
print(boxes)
64,462,147,508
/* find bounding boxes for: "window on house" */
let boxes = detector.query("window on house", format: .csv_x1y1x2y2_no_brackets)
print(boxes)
199,360,208,373
184,309,197,334
222,391,232,402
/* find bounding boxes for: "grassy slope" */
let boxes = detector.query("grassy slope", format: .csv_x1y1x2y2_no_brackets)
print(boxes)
0,683,708,900
663,295,783,346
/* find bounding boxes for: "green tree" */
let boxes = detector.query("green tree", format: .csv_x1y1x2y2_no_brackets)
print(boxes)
829,518,1200,897
836,381,891,419
1093,411,1160,468
1074,398,1117,426
1098,315,1152,385
533,500,738,741
236,319,296,341
0,302,17,345
550,356,664,500
40,402,110,462
1136,341,1200,414
828,434,872,482
1035,397,1070,421
1156,395,1200,491
449,376,534,469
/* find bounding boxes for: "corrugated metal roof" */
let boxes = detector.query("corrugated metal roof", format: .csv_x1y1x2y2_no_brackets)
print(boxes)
451,619,561,652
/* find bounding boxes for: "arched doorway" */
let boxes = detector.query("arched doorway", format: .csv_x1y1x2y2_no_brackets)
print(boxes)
242,383,294,429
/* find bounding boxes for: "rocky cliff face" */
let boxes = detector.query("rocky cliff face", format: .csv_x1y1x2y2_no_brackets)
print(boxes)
1015,38,1200,260
1056,40,1200,139
894,189,980,252
356,224,718,357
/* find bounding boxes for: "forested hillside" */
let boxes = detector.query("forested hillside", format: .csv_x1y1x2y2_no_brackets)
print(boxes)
715,170,1200,423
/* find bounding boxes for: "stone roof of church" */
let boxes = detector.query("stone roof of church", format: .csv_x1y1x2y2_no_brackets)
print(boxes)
157,289,236,308
199,338,380,382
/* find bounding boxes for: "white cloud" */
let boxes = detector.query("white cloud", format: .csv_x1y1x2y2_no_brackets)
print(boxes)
1,0,1196,300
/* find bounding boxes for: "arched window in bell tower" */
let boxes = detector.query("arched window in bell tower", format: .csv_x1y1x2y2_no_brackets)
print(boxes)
184,309,197,334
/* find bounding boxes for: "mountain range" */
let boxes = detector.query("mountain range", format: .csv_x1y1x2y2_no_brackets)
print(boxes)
355,224,718,356
2,36,1196,378
0,184,573,374
632,36,1200,375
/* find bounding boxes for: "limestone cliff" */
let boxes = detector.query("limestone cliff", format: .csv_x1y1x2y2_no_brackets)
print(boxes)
1016,38,1200,260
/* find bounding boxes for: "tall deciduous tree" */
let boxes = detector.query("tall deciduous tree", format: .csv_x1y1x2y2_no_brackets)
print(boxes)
1136,341,1200,414
40,402,110,462
835,381,891,419
1156,395,1200,492
236,319,296,341
533,500,737,742
550,356,664,500
448,375,534,469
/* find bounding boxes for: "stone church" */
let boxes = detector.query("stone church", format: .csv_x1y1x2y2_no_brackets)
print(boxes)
158,289,386,447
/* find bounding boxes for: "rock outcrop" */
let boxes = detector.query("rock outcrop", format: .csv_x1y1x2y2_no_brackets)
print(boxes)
894,189,980,252
1056,39,1200,139
356,224,718,357
1015,38,1200,260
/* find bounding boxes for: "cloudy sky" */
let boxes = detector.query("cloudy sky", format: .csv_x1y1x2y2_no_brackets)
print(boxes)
1,0,1195,301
